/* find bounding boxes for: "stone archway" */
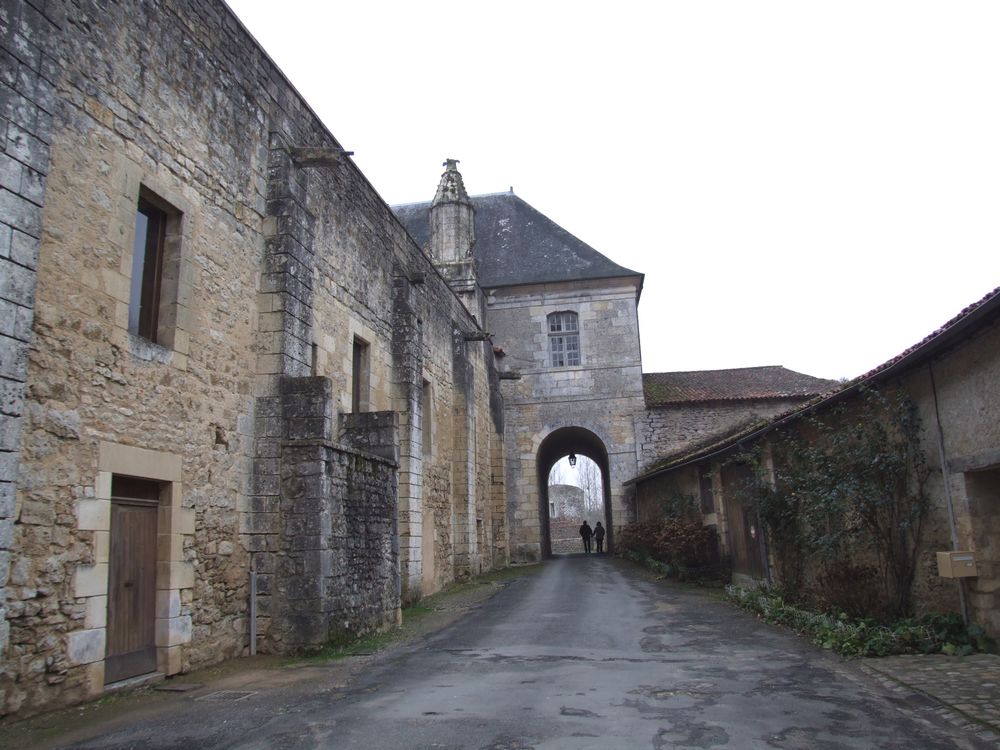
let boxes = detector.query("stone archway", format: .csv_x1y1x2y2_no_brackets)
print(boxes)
536,427,614,557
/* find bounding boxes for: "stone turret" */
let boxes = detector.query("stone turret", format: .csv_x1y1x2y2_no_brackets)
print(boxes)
428,159,484,323
430,158,475,262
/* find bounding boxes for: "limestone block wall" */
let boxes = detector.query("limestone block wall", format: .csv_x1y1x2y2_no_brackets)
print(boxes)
4,0,507,718
488,279,644,561
5,0,267,716
0,0,60,661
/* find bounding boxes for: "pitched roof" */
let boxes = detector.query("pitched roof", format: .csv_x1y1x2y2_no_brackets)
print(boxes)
628,285,1000,485
643,366,839,407
392,192,642,290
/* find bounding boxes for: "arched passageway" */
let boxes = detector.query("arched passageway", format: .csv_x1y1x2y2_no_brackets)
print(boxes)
536,427,613,557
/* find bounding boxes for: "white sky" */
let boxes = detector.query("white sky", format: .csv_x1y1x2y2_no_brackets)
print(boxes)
226,0,1000,380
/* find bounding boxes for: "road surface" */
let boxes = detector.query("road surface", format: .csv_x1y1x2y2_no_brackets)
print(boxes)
57,556,991,749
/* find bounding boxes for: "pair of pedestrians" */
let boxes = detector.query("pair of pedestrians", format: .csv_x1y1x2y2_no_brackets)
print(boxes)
579,520,605,553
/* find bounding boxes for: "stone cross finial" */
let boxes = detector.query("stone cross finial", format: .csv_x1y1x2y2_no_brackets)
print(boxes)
443,158,460,170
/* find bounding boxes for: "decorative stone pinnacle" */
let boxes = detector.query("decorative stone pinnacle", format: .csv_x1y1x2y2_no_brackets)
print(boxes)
433,157,471,206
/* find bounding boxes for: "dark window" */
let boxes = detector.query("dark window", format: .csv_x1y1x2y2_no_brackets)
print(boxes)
352,337,370,412
129,197,167,341
548,311,580,367
421,379,432,458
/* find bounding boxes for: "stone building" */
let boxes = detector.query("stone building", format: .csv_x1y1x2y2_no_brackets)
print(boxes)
396,175,647,561
0,0,506,717
2,0,944,722
630,288,1000,638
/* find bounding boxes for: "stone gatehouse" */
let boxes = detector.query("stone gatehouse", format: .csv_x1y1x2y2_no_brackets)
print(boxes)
0,0,865,718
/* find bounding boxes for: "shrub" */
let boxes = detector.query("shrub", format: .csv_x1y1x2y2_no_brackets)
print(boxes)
726,585,997,658
810,562,886,621
618,518,720,579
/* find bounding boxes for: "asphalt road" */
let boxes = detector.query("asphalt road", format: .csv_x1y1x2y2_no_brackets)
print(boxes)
55,556,993,749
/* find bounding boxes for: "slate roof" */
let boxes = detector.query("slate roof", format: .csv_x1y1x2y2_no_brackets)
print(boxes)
643,366,839,407
392,192,642,290
628,285,1000,485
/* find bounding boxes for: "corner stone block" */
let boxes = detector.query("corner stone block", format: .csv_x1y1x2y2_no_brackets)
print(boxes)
95,471,112,500
74,563,108,598
84,595,108,629
159,504,195,535
94,530,109,563
85,660,106,696
155,588,181,619
157,533,184,562
155,615,192,647
76,498,110,531
67,627,106,665
158,645,184,676
156,560,194,590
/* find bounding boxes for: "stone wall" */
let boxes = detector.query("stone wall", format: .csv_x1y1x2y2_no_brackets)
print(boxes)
489,278,644,561
635,399,810,474
634,306,1000,638
3,0,506,718
899,318,1000,636
0,0,60,662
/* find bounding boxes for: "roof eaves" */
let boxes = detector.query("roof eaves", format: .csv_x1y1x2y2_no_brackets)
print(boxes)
645,393,825,407
483,271,645,292
627,285,1000,486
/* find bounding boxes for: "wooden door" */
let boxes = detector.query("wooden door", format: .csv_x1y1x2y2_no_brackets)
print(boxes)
720,463,766,580
106,476,159,684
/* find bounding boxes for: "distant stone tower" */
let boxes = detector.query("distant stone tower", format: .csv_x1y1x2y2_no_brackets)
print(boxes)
429,159,485,323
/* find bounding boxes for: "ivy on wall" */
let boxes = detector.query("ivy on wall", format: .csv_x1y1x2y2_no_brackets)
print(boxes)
737,386,931,620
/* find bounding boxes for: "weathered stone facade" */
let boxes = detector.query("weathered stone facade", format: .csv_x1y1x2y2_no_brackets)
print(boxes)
632,289,1000,638
396,176,648,563
11,0,983,723
0,0,59,662
1,0,506,717
635,399,818,476
490,278,645,559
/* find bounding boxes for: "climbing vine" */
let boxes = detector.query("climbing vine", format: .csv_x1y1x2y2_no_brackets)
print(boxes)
738,385,931,620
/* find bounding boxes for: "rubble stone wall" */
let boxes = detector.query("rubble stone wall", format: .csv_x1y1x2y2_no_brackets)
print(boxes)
4,0,506,717
635,399,810,474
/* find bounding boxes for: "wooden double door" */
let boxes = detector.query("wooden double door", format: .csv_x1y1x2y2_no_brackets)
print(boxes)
105,476,159,684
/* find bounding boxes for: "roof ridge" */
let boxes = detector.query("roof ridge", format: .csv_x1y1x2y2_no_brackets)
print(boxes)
644,365,791,377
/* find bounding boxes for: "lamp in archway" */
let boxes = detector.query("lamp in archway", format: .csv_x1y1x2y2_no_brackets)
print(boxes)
568,453,577,467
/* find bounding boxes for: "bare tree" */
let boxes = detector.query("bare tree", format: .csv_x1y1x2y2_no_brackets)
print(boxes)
548,459,570,486
578,457,604,515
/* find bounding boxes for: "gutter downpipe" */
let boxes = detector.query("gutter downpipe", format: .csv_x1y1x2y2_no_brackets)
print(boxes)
249,557,258,656
927,362,968,625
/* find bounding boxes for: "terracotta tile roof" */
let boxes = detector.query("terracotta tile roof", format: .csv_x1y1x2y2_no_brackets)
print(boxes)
643,366,839,407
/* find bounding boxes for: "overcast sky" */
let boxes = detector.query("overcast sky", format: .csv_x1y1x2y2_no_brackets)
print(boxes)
226,0,999,381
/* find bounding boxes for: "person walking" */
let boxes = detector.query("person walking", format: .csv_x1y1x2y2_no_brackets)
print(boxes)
594,521,605,553
579,520,593,553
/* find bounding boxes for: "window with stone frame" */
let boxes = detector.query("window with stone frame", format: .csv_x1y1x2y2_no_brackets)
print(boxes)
548,311,580,367
352,336,370,412
421,379,433,458
129,188,182,345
